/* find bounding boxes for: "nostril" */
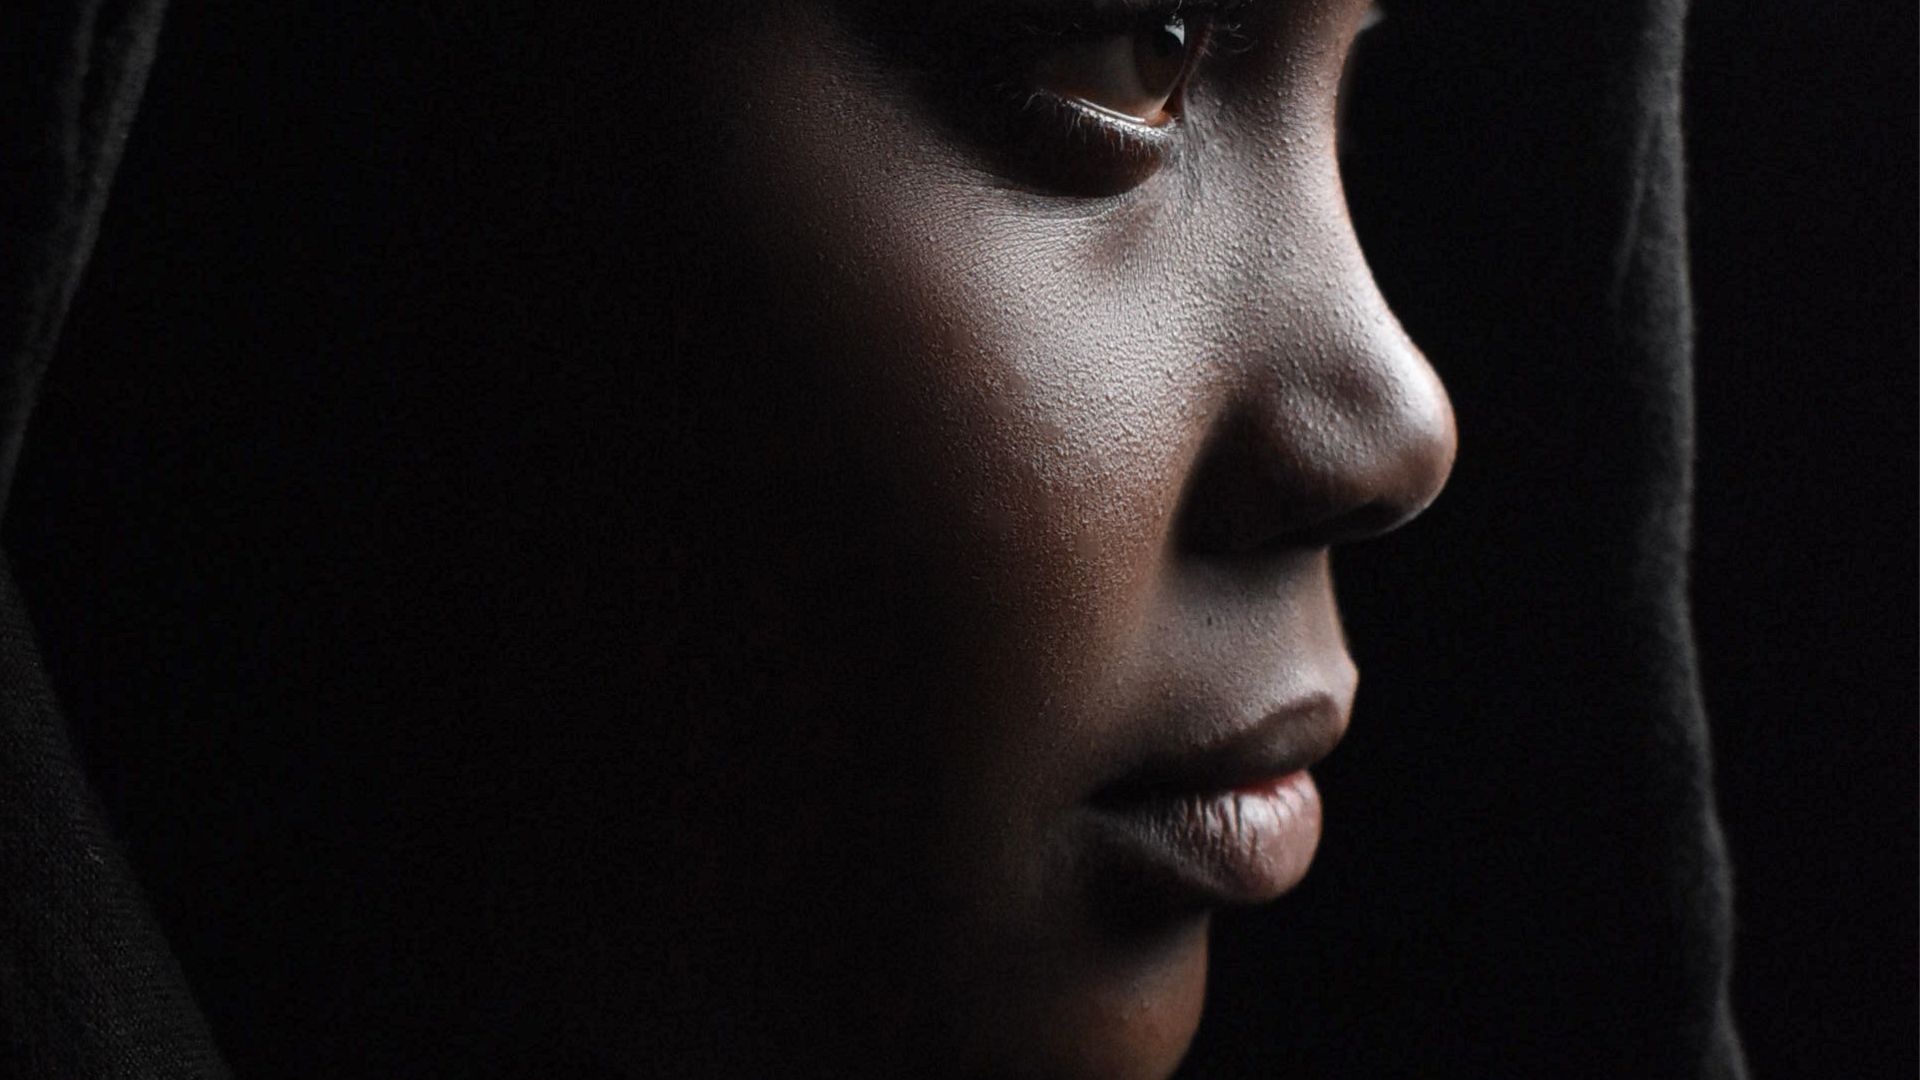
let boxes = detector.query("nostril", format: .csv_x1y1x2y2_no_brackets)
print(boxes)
1303,496,1422,548
1174,375,1456,558
1180,490,1419,559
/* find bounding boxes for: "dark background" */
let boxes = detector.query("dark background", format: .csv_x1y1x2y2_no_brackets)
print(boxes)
4,1,1912,1077
1685,0,1916,1075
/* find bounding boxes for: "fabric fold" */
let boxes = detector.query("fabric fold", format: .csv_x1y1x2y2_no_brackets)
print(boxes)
1,2,229,1075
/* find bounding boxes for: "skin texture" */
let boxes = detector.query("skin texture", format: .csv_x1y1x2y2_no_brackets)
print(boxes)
565,1,1456,1076
49,2,1449,1077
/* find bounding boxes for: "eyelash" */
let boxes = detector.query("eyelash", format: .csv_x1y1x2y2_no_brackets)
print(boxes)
987,85,1180,183
873,1,1254,195
998,3,1251,191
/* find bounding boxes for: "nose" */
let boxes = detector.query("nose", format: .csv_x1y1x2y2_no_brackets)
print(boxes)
1177,290,1457,557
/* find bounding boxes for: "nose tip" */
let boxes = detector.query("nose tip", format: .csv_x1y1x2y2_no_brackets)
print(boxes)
1177,323,1457,557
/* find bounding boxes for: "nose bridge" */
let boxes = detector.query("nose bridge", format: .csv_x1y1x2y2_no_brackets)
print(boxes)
1181,207,1457,555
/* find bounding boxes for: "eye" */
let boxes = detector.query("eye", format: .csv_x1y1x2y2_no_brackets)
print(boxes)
1031,15,1199,127
856,3,1238,197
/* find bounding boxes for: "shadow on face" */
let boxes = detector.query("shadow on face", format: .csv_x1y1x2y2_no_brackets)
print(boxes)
571,3,1455,1076
21,2,1452,1078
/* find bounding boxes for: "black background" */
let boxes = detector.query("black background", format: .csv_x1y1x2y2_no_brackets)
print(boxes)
1685,0,1915,1075
6,1,1913,1076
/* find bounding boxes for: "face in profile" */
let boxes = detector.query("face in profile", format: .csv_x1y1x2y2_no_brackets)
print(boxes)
405,1,1454,1077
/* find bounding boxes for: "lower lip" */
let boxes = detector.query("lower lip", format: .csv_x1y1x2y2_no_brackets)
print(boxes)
1085,771,1324,912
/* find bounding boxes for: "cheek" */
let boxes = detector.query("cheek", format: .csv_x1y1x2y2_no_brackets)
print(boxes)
666,9,1402,1074
695,6,1381,797
717,65,1205,671
843,254,1199,641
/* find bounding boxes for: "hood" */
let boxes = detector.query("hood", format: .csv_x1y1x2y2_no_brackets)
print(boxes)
0,2,229,1077
0,2,1744,1078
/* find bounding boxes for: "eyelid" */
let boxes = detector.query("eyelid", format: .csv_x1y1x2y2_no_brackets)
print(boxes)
1002,83,1182,192
997,5,1253,195
1038,15,1206,125
1047,91,1186,150
858,2,1242,196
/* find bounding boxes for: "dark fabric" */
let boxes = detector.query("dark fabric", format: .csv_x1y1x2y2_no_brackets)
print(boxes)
0,2,229,1076
0,555,227,1079
0,1,1744,1078
0,0,160,512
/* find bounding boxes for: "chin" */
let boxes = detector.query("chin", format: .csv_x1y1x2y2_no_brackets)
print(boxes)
935,917,1212,1080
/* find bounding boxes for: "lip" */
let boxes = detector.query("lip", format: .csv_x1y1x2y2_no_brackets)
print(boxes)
1082,695,1347,916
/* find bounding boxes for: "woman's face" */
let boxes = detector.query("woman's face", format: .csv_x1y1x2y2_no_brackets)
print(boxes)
591,1,1453,1076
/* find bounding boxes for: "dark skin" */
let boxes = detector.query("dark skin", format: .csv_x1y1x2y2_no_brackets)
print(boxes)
577,1,1453,1076
91,1,1450,1077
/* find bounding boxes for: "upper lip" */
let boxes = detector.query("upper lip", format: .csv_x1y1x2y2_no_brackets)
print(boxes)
1092,690,1351,806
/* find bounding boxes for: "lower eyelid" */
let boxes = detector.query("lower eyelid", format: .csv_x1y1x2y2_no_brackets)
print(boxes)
949,81,1181,198
1055,93,1181,137
871,19,1204,196
1029,87,1182,155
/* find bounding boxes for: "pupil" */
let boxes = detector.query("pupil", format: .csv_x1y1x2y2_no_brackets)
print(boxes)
1150,20,1186,59
1133,17,1189,102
